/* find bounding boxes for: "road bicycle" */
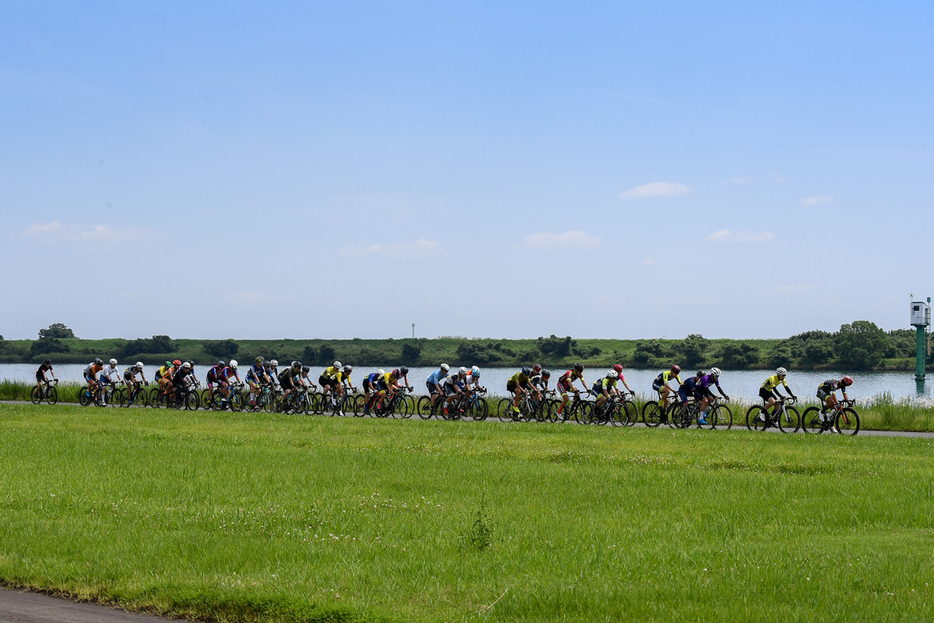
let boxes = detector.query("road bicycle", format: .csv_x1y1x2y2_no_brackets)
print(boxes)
439,388,489,421
79,382,118,407
372,387,414,418
801,399,860,435
587,392,636,426
550,390,593,424
210,382,246,411
31,379,58,405
115,381,149,408
745,396,799,433
496,389,543,422
416,391,446,419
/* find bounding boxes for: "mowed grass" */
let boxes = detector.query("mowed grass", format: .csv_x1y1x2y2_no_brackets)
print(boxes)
0,404,932,622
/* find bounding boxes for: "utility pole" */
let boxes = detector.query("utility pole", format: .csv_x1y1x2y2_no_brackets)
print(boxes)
910,297,930,389
412,323,415,339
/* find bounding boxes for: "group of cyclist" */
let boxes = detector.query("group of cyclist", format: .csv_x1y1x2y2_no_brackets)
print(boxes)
43,357,855,428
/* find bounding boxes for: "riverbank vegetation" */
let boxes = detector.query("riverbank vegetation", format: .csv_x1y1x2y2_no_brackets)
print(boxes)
0,403,931,622
0,321,928,371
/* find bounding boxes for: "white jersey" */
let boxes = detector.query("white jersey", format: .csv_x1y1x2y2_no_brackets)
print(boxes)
101,364,118,379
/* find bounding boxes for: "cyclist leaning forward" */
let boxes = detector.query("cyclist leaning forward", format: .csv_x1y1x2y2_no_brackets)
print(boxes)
36,358,56,387
817,376,853,434
122,362,147,403
696,368,730,425
758,367,797,421
375,367,409,412
507,366,536,416
277,361,303,407
592,369,621,412
556,363,589,418
246,357,271,409
652,365,682,409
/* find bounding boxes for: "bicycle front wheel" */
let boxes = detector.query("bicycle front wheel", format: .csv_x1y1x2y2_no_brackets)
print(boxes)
778,406,800,433
712,404,732,430
620,400,638,426
836,408,860,435
79,386,92,407
46,386,58,405
801,407,824,434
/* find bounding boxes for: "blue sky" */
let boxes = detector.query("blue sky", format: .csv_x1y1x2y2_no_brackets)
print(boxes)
2,1,932,340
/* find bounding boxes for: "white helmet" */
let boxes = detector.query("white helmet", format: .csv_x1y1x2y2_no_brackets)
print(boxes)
607,370,619,379
377,369,385,376
458,366,468,376
229,359,238,369
776,367,787,376
333,361,342,369
182,362,191,369
109,358,118,366
135,362,144,369
710,367,721,377
440,363,450,372
471,366,480,374
270,359,278,366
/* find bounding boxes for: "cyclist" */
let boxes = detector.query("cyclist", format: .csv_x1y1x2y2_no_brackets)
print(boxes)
161,359,183,400
170,362,194,403
154,360,173,394
817,376,853,433
440,367,468,415
122,362,147,404
185,360,199,386
612,364,635,396
299,365,313,390
318,360,343,402
593,370,621,413
373,367,403,413
467,366,485,392
759,367,797,421
652,365,682,409
83,358,104,397
205,360,226,404
217,359,240,407
696,367,730,425
36,358,56,387
277,361,302,408
676,370,705,407
556,363,589,418
98,358,120,406
246,357,271,409
425,364,450,412
507,366,534,416
363,369,385,415
267,360,280,389
339,364,356,395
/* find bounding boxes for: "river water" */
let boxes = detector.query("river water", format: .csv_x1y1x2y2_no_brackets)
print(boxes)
4,363,930,404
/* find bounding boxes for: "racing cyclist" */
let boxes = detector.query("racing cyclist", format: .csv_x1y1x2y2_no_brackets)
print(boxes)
507,366,534,416
246,357,271,409
425,364,450,412
83,358,104,397
817,376,853,433
696,368,730,425
652,365,682,409
363,369,385,415
759,367,797,421
556,363,588,418
122,362,147,405
36,358,56,387
440,367,468,415
593,369,621,413
98,358,120,406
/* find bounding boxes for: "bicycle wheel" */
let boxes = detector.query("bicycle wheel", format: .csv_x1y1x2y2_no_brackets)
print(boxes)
750,406,769,432
133,387,149,408
801,407,824,434
778,406,800,433
836,408,860,435
78,386,92,407
666,403,686,428
113,388,126,408
712,404,733,430
30,386,42,405
642,401,663,427
620,400,637,426
185,391,200,411
416,396,431,419
496,398,513,422
473,396,489,421
46,386,58,405
149,387,161,409
698,405,717,430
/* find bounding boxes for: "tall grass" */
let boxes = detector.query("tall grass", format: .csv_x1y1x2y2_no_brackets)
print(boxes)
0,404,933,622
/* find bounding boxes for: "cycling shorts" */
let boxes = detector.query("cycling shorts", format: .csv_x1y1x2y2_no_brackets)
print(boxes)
652,381,665,392
363,379,375,392
426,381,440,395
677,389,693,404
99,374,112,385
443,383,460,396
759,387,775,403
280,376,294,390
319,376,337,389
816,389,830,402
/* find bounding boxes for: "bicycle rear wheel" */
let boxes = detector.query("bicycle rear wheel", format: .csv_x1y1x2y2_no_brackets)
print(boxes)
642,401,664,427
749,406,769,432
836,408,860,435
778,406,800,433
801,407,825,434
744,406,761,431
30,386,42,405
496,398,514,422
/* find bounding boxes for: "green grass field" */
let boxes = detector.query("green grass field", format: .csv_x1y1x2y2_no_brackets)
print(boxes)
1,403,932,622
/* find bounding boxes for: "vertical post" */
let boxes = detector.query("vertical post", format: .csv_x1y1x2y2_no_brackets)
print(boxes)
412,323,415,339
917,325,927,382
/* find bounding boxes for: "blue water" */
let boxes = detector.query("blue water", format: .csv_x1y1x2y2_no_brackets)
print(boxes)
4,363,928,403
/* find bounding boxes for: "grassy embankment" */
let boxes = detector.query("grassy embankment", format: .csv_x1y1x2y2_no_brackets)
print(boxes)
4,380,934,432
1,403,933,622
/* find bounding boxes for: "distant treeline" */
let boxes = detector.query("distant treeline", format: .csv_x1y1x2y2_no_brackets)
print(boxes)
0,320,928,371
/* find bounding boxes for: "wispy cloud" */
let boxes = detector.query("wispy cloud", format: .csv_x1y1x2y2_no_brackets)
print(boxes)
340,238,442,259
227,291,270,303
619,182,691,199
643,258,656,266
707,229,775,242
801,195,833,206
515,230,599,250
24,221,143,243
720,176,754,185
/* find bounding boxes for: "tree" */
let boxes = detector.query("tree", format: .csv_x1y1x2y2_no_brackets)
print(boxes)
38,323,75,339
716,342,759,369
318,344,336,365
123,335,176,357
401,342,422,365
834,321,889,370
203,339,239,359
676,334,709,367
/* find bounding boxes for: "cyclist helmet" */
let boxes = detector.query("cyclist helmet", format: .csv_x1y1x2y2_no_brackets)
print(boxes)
521,366,531,376
377,369,385,376
333,360,342,369
574,363,584,373
607,370,619,379
292,361,301,370
164,360,172,367
229,359,238,369
217,360,226,368
440,363,450,372
43,358,51,365
255,356,264,364
109,358,118,366
173,359,182,367
471,365,480,374
841,375,853,385
542,369,551,378
613,364,624,374
136,361,144,370
670,364,681,374
695,370,704,377
182,362,191,369
532,364,542,373
776,367,787,376
301,366,310,373
710,367,721,377
400,366,409,376
458,366,468,376
342,365,353,373
95,358,103,365
270,359,278,367
391,368,400,378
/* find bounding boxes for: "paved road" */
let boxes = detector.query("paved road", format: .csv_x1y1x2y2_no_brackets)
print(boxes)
0,588,188,623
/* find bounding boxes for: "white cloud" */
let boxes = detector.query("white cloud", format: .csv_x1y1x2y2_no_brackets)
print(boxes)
707,229,775,242
227,291,270,303
515,230,599,250
24,221,142,242
619,181,691,199
643,258,656,266
339,238,442,259
801,195,833,206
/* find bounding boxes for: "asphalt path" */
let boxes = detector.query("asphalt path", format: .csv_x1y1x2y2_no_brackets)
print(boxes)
0,588,190,623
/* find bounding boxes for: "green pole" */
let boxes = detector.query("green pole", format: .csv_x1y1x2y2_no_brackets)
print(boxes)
916,325,926,381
